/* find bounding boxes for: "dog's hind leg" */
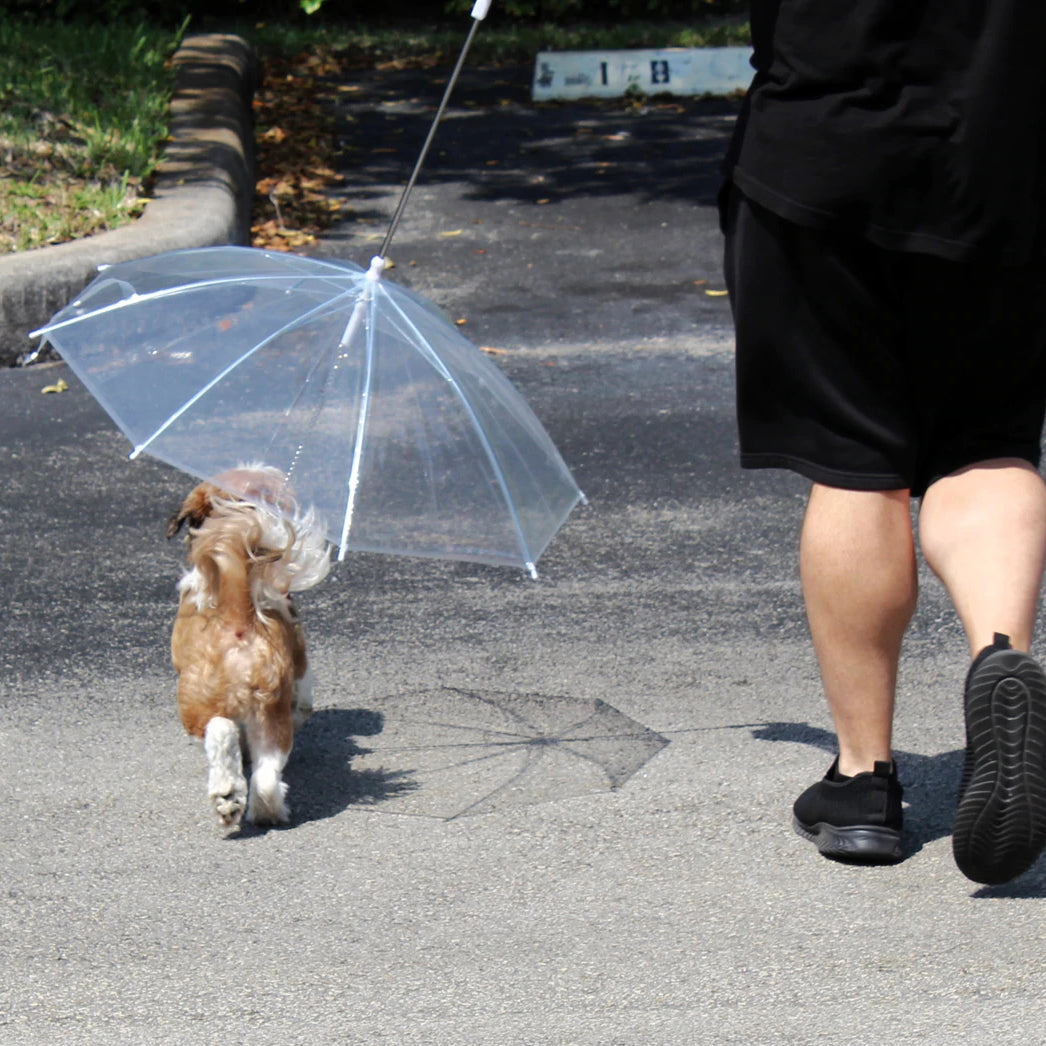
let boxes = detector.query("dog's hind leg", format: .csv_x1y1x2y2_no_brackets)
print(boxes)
244,714,292,825
204,717,248,828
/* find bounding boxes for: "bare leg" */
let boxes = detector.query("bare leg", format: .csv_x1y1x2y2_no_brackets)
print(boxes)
918,459,1046,655
920,460,1046,884
799,484,918,777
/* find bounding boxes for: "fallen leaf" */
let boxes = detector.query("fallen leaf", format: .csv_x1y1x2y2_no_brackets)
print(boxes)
41,377,69,394
705,289,730,297
481,346,510,356
455,318,467,326
440,229,464,238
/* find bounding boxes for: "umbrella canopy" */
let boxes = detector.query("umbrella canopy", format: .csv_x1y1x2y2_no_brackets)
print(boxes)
31,246,583,576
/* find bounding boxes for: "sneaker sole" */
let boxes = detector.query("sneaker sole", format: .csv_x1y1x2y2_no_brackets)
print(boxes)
953,647,1046,885
792,814,902,863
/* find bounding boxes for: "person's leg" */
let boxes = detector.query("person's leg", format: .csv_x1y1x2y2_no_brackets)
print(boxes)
919,459,1046,884
918,459,1046,654
799,484,918,777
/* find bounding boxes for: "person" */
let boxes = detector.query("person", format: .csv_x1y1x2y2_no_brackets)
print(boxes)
720,0,1046,885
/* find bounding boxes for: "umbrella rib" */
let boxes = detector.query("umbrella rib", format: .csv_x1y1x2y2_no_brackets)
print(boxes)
129,289,357,460
336,263,383,559
30,270,359,339
382,290,539,577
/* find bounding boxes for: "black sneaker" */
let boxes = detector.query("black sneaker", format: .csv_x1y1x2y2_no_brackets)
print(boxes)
953,633,1046,885
792,759,903,862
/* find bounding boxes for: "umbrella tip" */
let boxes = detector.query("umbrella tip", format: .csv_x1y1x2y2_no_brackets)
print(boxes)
367,256,387,281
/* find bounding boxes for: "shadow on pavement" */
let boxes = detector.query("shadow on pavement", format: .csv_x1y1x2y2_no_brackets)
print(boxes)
332,64,740,213
283,708,419,825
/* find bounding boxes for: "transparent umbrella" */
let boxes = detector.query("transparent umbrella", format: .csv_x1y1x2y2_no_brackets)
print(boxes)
30,248,583,576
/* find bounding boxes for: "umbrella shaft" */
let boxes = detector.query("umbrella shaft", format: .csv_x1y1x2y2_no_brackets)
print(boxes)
379,16,482,259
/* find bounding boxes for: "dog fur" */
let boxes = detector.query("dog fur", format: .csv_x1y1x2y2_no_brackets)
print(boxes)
167,465,330,828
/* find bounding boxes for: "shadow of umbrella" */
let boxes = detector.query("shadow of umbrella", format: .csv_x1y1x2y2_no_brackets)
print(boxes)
352,687,669,820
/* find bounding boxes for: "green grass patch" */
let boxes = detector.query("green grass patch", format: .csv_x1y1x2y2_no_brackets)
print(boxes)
0,17,186,253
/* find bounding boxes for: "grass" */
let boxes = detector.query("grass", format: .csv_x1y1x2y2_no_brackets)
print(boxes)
0,18,185,253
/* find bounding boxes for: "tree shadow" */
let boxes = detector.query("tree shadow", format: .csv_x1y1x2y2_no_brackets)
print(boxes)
331,63,740,211
746,721,1046,896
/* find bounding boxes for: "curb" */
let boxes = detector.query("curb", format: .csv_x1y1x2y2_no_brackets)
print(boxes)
0,33,256,366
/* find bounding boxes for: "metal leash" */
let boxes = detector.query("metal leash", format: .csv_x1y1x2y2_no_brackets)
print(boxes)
378,0,493,260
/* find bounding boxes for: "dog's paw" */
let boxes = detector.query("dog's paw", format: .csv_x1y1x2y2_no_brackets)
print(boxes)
212,787,248,828
247,757,290,825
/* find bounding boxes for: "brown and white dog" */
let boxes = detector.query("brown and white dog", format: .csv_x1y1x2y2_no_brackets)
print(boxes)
167,465,330,828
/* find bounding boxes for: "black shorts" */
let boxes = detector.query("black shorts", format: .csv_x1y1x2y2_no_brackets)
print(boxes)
723,188,1046,497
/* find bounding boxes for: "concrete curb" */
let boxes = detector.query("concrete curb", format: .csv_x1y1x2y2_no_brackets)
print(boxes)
0,32,256,366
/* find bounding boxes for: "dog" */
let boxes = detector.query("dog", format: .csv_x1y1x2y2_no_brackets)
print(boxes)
167,465,330,828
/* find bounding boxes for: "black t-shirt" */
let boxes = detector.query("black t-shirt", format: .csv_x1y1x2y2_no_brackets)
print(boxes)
724,0,1046,265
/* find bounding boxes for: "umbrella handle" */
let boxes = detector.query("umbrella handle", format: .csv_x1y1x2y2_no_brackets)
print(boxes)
471,0,492,17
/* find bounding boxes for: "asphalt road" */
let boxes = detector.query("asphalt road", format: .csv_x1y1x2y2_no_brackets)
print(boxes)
3,62,1046,1045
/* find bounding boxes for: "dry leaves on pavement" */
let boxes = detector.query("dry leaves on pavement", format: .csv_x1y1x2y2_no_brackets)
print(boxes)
251,47,347,250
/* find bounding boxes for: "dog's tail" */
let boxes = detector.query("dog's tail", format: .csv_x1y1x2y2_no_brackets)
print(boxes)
248,500,331,612
184,513,257,632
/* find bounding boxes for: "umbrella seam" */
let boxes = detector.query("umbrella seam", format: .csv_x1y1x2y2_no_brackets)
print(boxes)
31,266,367,339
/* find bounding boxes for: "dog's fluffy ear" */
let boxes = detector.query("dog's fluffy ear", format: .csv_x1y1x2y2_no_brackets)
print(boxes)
167,483,223,539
